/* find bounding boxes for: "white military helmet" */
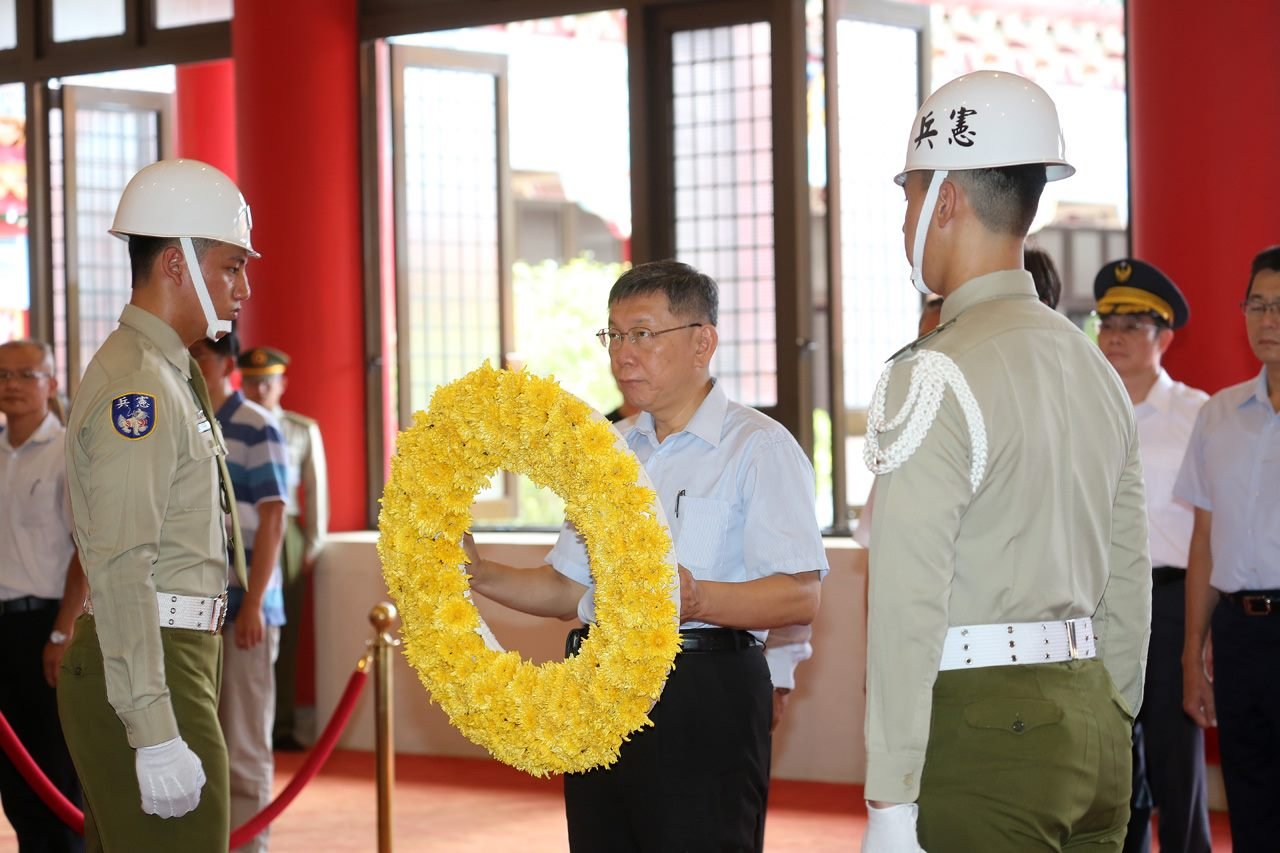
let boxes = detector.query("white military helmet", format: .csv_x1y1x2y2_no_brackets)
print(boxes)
110,158,258,255
897,71,1073,295
110,159,258,340
895,70,1074,186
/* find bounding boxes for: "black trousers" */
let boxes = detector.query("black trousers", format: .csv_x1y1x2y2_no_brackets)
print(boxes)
1212,597,1280,853
0,606,83,853
563,643,772,853
1122,574,1211,853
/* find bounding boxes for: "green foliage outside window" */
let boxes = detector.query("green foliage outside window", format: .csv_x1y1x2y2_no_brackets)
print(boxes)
490,256,626,528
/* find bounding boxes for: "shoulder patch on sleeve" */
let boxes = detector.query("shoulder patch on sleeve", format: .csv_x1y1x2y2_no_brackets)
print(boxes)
111,393,158,439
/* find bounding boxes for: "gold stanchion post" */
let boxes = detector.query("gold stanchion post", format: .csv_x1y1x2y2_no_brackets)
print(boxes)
369,602,400,853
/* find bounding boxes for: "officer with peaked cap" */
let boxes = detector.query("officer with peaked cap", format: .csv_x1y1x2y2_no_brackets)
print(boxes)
861,71,1151,852
1095,259,1191,330
236,345,329,751
60,159,255,851
1094,259,1212,853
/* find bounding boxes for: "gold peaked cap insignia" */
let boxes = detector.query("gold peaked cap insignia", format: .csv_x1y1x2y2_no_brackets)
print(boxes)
1114,262,1133,284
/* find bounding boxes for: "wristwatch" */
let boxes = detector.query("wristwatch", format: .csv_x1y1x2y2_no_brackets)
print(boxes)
48,630,68,645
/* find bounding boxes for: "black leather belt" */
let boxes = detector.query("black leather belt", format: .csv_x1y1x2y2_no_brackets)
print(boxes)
1152,566,1186,587
0,596,60,616
1221,590,1280,617
565,625,760,658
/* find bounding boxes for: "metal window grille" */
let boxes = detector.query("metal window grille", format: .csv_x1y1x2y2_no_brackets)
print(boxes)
671,22,777,408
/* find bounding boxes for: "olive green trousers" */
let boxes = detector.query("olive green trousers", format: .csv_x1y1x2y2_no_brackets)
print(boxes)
917,659,1134,852
57,615,229,853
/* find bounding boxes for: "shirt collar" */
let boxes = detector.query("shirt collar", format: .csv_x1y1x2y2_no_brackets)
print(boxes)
632,379,727,448
217,389,245,422
119,304,192,378
1142,368,1175,415
0,411,61,452
1243,366,1274,411
939,269,1038,325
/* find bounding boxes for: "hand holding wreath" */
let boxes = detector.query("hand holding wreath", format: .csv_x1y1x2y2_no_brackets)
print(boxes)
378,364,681,776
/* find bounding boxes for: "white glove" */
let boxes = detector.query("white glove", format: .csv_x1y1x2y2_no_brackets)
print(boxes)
135,736,207,818
862,801,926,852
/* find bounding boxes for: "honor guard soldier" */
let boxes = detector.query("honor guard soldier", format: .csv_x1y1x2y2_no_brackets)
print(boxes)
1093,259,1211,853
237,345,329,751
59,159,256,852
861,71,1152,852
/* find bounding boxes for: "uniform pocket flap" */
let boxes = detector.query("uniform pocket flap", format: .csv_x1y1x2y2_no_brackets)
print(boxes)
963,698,1062,734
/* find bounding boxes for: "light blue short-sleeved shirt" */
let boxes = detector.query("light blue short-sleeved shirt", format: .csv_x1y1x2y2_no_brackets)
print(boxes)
547,379,829,638
1174,367,1280,591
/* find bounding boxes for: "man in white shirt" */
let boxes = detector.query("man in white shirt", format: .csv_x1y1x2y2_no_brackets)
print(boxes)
1177,245,1280,852
0,339,88,852
465,260,827,851
1094,259,1211,853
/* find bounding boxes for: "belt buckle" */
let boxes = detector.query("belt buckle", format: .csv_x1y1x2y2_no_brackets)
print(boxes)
212,592,228,633
565,627,586,658
1242,595,1273,616
1066,619,1080,660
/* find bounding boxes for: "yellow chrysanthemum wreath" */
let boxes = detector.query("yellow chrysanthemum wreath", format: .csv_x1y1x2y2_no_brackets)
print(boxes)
377,362,681,776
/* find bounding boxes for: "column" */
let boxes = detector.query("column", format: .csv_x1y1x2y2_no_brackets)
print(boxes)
174,59,237,178
1128,0,1280,393
231,0,365,529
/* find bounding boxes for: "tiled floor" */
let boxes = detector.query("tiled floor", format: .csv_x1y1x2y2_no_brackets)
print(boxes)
0,749,1235,850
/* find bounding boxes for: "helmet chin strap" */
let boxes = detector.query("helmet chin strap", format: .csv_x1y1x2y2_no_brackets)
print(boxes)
909,169,948,296
180,236,232,341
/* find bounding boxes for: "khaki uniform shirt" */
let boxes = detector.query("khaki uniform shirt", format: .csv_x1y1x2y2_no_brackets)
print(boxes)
276,409,328,560
865,270,1151,802
66,304,229,748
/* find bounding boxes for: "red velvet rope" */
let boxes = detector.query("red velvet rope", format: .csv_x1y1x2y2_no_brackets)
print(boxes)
0,661,369,849
230,663,368,848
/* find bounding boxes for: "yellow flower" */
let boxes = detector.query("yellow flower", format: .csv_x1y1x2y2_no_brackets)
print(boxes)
377,363,679,776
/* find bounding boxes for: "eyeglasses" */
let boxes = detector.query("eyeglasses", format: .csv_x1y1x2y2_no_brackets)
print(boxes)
596,323,704,350
0,369,51,383
1241,299,1280,319
1097,315,1160,335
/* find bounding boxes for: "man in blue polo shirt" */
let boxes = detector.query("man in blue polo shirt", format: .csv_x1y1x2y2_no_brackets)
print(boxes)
190,331,288,853
1177,245,1280,853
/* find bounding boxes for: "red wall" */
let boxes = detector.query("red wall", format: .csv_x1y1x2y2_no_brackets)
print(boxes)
1128,0,1280,394
230,0,365,530
174,60,238,179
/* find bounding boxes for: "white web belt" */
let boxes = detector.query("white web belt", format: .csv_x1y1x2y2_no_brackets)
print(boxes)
863,350,988,493
939,617,1096,671
86,591,228,633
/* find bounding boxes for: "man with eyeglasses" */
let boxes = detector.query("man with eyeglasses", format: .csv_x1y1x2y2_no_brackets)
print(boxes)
1093,259,1211,853
0,339,88,852
464,259,827,852
1177,245,1280,852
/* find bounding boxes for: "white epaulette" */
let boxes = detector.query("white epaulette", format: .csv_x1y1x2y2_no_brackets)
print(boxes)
863,323,988,494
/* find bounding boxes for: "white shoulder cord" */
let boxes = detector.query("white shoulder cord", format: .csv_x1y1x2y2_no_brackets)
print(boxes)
863,350,988,493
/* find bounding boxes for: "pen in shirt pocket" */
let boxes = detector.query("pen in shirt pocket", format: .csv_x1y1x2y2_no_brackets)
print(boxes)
675,489,686,518
29,478,40,496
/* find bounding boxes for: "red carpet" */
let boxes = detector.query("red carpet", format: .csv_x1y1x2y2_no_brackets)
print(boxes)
0,750,1235,850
